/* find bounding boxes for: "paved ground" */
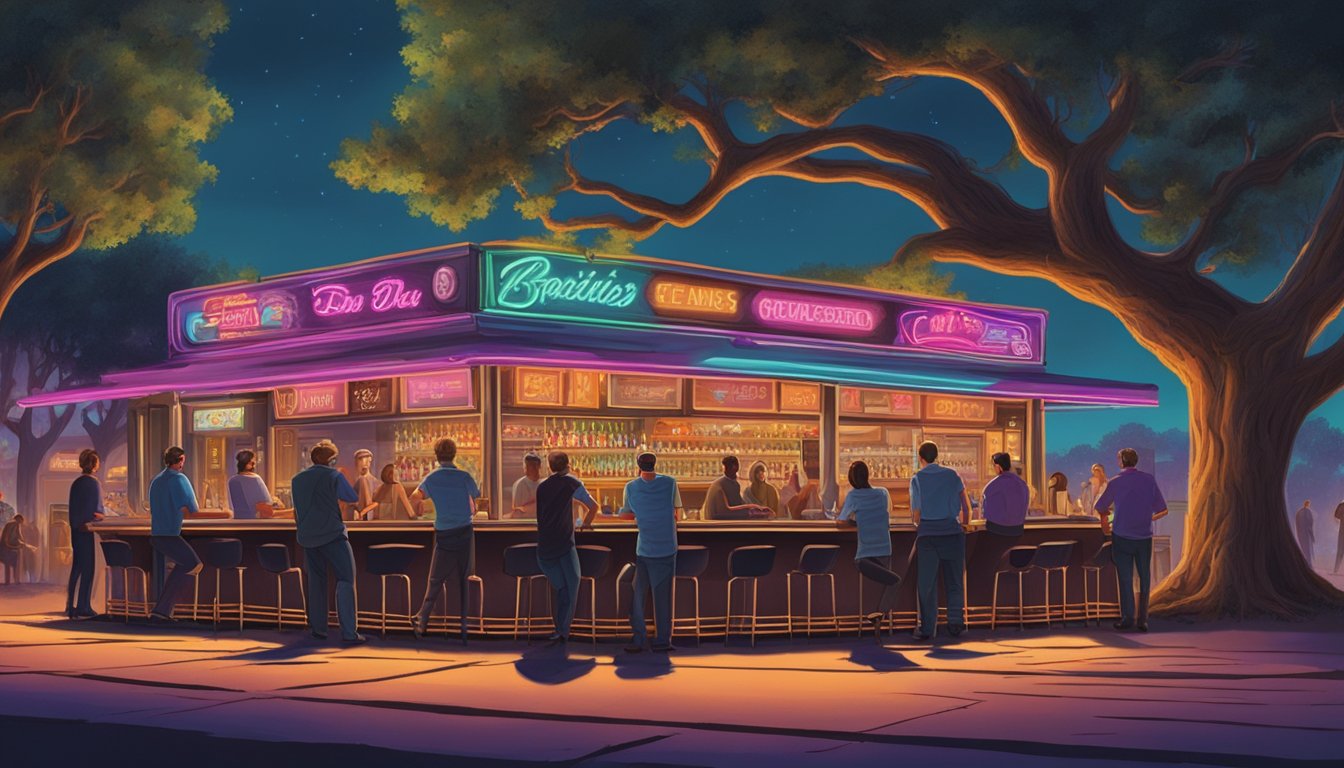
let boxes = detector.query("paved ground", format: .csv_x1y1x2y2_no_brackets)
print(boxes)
0,582,1341,767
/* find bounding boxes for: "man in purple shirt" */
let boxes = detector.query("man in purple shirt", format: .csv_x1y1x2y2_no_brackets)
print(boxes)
1093,448,1168,632
982,452,1029,537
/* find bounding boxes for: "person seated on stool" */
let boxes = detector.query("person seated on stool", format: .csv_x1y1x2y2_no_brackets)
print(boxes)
982,452,1028,538
836,461,899,637
229,450,293,519
701,456,771,520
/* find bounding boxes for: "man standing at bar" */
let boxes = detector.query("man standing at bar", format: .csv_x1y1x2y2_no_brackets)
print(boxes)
510,452,543,519
1093,447,1168,632
292,440,365,644
910,441,971,640
1334,499,1344,574
534,451,599,645
412,437,480,644
66,449,105,619
982,453,1029,538
702,456,769,520
622,452,683,653
148,447,204,622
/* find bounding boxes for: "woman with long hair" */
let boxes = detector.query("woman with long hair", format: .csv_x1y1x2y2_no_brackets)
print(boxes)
1076,463,1109,517
371,463,419,520
836,461,900,638
742,461,781,518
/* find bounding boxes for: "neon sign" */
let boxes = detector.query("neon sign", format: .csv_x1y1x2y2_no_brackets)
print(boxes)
192,292,296,342
274,382,348,420
192,407,246,432
493,254,639,311
924,395,996,424
312,277,426,317
752,290,881,336
899,309,1036,360
648,277,741,320
402,370,473,411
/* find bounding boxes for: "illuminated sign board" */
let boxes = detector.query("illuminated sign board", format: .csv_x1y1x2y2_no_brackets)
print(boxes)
899,308,1037,361
692,377,777,412
779,382,821,413
349,379,394,416
274,382,348,420
48,452,83,473
169,248,474,355
648,277,742,320
609,374,681,409
402,369,474,412
491,253,639,312
841,387,920,418
514,367,564,407
192,407,246,432
751,290,882,337
924,395,996,424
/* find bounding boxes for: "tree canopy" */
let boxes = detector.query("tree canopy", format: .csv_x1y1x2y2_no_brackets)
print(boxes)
0,0,231,323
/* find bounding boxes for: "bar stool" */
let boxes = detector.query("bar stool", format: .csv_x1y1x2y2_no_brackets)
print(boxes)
99,540,149,622
503,543,550,641
575,545,611,643
193,539,245,631
671,545,710,644
436,574,485,638
1028,540,1076,627
787,544,840,640
615,561,636,618
725,545,776,647
256,543,306,630
364,543,423,637
1081,541,1116,625
991,545,1037,629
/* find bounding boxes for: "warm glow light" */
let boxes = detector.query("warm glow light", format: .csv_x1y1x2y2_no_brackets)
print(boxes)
752,290,882,336
648,277,742,320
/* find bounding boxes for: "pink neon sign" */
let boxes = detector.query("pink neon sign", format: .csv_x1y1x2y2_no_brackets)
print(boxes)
402,369,474,411
899,308,1036,360
312,277,425,317
274,382,348,420
751,290,882,336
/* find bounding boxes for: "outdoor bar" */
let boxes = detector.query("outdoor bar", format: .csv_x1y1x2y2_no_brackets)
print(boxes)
24,243,1158,639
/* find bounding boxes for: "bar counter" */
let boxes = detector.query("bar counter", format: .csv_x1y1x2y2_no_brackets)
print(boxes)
92,517,1121,638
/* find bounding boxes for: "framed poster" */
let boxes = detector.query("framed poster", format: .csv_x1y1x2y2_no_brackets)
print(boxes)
514,367,564,407
608,374,681,409
566,369,600,408
274,382,348,420
348,379,394,416
840,387,919,418
401,369,474,412
692,377,777,413
779,382,821,414
192,406,246,432
924,395,996,425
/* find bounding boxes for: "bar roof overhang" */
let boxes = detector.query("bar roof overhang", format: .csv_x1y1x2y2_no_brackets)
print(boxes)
19,314,1158,409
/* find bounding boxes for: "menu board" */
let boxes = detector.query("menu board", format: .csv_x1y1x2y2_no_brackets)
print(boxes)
692,377,777,413
608,374,681,409
840,387,919,418
924,395,996,424
779,382,821,414
348,379,394,416
274,382,348,420
514,367,564,407
567,370,600,408
401,369,474,412
192,407,246,432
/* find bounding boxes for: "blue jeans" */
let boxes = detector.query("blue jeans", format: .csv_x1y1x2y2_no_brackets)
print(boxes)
630,553,676,646
537,547,581,638
150,535,203,617
916,533,965,634
1111,535,1152,624
304,537,359,639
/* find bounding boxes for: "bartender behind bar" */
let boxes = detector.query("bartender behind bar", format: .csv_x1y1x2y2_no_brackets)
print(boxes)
701,456,771,520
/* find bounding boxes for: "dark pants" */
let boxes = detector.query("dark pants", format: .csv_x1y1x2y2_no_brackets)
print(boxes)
416,526,475,638
537,547,581,638
630,553,675,646
857,556,901,615
150,535,203,617
1335,524,1344,573
916,533,965,634
304,537,359,639
0,549,18,583
67,531,96,613
1111,534,1152,624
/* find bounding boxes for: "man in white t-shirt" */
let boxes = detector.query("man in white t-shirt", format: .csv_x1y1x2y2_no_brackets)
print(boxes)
510,453,542,518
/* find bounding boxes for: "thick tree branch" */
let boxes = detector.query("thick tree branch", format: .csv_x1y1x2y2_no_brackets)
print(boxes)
1266,161,1344,359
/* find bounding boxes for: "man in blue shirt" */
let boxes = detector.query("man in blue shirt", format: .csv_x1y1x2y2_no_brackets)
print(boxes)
910,441,971,640
837,461,899,638
147,447,204,621
621,452,682,653
412,437,480,643
1093,447,1168,632
534,451,599,644
291,440,364,643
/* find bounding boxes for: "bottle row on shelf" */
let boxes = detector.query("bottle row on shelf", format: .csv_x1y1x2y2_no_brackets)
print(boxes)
562,456,800,482
657,421,819,439
393,453,481,484
391,421,481,453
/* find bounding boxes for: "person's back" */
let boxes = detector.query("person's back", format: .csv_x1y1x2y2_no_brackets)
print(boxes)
228,473,269,520
68,475,102,530
1,520,21,549
911,463,965,536
536,473,585,559
149,467,196,536
702,475,745,520
623,474,679,557
1096,467,1165,539
844,487,892,560
418,463,480,530
291,464,348,548
982,470,1029,535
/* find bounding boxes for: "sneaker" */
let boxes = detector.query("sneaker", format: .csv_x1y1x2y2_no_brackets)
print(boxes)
1112,620,1134,631
412,619,427,640
309,631,329,641
947,624,966,638
149,611,177,624
1136,622,1149,632
341,633,368,645
911,630,932,641
650,642,676,653
624,642,645,654
73,609,101,621
545,634,568,646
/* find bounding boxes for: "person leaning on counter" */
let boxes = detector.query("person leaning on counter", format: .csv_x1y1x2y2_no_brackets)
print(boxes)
291,440,365,644
836,460,900,637
412,437,480,644
229,450,292,519
622,451,683,653
534,451,599,645
147,447,206,622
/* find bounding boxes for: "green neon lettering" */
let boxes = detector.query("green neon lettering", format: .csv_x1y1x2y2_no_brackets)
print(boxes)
494,255,639,311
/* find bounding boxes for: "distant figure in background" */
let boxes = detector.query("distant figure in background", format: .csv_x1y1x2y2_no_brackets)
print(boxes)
982,452,1029,538
372,464,419,520
837,461,899,636
148,447,204,621
1047,472,1071,516
0,490,14,525
1076,464,1108,518
1093,448,1168,632
1295,500,1314,567
702,456,769,520
1,513,37,584
910,441,971,640
229,450,288,519
292,440,365,644
412,437,481,644
1334,500,1344,574
742,461,781,518
66,449,105,619
510,452,543,519
350,449,377,521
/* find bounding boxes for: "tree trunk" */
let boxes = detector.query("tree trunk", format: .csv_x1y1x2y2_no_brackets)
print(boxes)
1152,352,1344,617
14,406,75,520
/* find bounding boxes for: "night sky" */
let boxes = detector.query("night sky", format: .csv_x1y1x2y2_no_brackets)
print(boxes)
175,1,1344,451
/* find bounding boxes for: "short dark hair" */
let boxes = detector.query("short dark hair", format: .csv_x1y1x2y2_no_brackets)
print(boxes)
722,455,738,471
1118,448,1139,468
847,461,871,489
434,437,457,463
917,441,938,463
548,451,570,473
78,449,100,474
637,452,656,472
524,453,542,465
163,447,186,467
310,440,337,466
235,450,256,474
991,452,1011,472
